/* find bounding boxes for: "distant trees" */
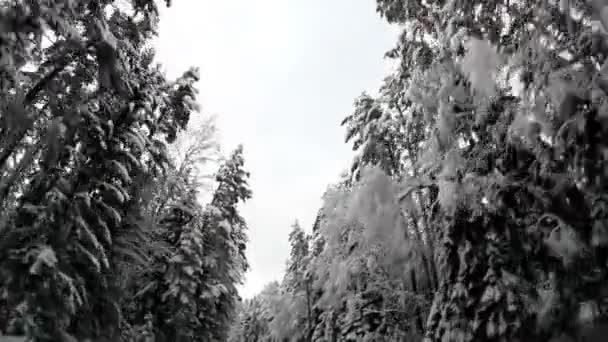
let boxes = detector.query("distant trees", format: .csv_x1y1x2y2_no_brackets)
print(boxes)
228,282,282,342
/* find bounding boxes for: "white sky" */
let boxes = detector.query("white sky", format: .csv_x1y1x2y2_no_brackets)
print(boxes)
155,0,399,299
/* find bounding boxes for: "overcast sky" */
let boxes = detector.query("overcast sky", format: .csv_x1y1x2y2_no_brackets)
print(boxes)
154,0,398,299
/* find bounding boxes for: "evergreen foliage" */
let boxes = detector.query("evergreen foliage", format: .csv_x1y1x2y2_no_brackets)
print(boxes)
6,0,608,341
229,1,608,341
0,2,252,341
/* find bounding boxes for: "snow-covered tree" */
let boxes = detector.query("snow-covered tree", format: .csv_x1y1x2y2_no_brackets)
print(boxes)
374,0,608,340
197,145,252,341
0,2,256,341
0,1,202,340
232,2,608,341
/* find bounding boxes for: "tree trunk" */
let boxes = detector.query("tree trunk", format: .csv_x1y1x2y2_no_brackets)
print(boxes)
305,280,312,342
415,189,439,292
409,269,424,333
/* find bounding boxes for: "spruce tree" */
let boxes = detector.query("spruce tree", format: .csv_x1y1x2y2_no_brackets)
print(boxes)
198,145,252,341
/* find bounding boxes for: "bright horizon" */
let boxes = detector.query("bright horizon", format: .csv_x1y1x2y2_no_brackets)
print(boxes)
154,0,399,299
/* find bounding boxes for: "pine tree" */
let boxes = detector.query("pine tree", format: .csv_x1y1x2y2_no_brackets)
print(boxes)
269,222,313,342
198,145,252,341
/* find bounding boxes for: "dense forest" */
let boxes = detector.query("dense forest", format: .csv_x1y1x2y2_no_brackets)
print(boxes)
0,0,251,341
2,0,608,341
227,0,608,341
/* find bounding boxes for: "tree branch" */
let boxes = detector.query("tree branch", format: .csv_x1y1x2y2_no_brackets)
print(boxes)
0,59,71,172
24,58,70,105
